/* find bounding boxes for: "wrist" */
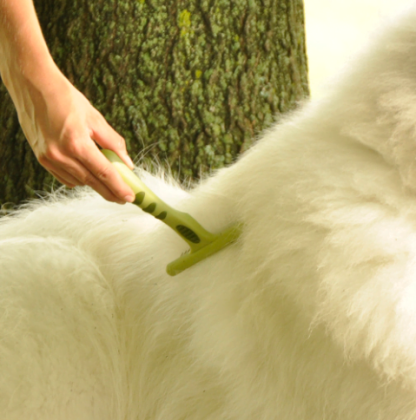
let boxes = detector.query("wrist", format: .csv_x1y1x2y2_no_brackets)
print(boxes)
2,56,68,111
1,50,58,89
0,22,63,108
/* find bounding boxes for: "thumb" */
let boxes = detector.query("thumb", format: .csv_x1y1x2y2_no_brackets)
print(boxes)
90,118,134,170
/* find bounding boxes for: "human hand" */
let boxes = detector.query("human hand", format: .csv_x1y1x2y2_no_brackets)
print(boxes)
17,72,136,205
0,0,135,204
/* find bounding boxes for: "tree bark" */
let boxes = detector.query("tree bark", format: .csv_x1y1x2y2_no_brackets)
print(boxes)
0,0,309,207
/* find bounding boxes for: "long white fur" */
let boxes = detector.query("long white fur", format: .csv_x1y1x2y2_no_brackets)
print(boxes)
2,6,416,419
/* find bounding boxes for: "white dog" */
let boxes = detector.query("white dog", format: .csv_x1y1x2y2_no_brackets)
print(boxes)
3,6,416,420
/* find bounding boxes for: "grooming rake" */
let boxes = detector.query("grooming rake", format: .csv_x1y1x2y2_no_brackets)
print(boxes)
102,149,242,276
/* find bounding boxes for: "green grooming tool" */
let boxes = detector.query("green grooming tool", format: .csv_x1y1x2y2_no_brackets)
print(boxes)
101,149,242,276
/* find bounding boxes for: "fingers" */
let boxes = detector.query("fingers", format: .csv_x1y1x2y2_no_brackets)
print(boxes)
39,148,79,189
75,140,136,203
48,167,79,188
89,111,135,170
30,85,137,204
38,142,136,204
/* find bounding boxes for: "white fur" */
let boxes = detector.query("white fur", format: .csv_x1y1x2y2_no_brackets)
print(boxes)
3,6,416,419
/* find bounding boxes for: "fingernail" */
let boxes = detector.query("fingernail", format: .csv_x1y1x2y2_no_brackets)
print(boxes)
124,194,135,202
125,155,134,168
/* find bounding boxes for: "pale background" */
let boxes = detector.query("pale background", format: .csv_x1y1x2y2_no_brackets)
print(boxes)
304,0,413,98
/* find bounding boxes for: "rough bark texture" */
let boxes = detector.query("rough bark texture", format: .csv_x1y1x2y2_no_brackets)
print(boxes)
0,0,309,207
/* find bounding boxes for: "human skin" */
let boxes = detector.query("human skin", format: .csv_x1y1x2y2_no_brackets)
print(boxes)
0,0,135,204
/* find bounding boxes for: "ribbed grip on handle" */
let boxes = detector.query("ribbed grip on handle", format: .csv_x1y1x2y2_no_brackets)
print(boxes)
101,149,217,250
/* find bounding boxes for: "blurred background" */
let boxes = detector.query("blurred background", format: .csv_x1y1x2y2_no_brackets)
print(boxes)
304,0,412,99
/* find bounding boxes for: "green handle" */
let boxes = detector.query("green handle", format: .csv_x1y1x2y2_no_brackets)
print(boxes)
102,149,217,251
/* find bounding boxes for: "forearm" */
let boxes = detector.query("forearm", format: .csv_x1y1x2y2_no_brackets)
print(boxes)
0,0,62,109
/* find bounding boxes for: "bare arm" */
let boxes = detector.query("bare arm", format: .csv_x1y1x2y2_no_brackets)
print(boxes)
0,0,135,204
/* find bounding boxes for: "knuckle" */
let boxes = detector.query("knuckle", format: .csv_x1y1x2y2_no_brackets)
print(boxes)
60,127,78,144
65,141,82,156
92,110,105,124
40,147,59,163
118,137,127,150
95,165,112,181
38,154,48,166
80,174,94,186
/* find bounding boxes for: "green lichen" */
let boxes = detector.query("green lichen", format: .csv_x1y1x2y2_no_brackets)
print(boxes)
178,9,191,37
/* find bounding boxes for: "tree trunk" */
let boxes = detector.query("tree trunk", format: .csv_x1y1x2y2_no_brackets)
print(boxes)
0,0,309,207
